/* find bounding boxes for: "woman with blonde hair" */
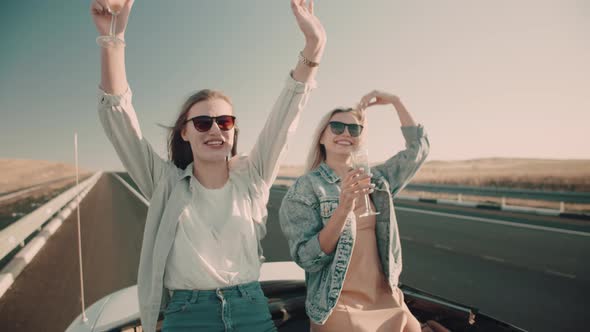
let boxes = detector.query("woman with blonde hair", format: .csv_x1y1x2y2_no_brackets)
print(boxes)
280,90,441,331
91,0,326,331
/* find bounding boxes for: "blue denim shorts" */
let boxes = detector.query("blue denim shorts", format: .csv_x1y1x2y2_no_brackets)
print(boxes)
162,281,277,332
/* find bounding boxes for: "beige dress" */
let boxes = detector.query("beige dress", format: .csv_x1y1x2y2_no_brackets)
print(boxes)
311,201,422,332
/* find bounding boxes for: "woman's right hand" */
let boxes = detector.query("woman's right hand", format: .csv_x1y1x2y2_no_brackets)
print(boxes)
290,0,326,54
90,0,134,39
318,168,372,255
358,90,400,110
337,169,374,215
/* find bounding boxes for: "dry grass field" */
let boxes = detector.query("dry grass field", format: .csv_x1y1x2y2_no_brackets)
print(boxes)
410,158,590,192
278,158,590,192
0,159,91,229
2,158,588,212
0,159,89,194
277,158,590,213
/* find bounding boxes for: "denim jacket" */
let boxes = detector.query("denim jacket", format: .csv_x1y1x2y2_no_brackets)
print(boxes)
279,125,429,324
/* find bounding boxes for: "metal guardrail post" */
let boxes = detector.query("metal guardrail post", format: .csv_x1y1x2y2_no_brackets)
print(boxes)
0,172,102,299
0,172,101,262
274,176,590,204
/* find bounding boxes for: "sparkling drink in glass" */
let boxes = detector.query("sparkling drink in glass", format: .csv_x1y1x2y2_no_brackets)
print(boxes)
350,147,379,218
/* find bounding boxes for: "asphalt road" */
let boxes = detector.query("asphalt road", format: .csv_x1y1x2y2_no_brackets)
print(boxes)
0,173,588,332
0,174,146,332
265,187,590,332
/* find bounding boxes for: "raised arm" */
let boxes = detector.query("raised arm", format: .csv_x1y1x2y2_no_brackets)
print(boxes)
91,0,132,94
290,0,326,83
360,91,430,196
247,0,326,185
92,0,169,199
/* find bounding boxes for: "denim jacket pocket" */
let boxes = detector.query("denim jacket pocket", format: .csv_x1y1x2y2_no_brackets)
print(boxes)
319,197,339,224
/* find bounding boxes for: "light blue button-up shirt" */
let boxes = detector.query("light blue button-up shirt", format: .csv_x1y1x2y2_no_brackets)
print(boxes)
98,73,316,332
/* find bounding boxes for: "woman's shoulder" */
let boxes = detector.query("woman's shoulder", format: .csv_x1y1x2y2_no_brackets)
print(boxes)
284,169,324,204
293,167,324,188
228,154,250,172
164,160,187,182
227,154,270,195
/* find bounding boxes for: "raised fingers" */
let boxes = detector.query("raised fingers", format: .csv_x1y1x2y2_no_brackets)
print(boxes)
360,90,377,106
91,0,107,14
342,182,374,197
343,173,373,192
344,168,363,181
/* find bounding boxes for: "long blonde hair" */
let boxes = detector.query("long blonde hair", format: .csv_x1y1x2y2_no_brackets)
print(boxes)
305,107,365,172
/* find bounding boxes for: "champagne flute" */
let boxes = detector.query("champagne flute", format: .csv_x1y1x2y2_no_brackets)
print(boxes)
96,0,126,47
350,147,379,218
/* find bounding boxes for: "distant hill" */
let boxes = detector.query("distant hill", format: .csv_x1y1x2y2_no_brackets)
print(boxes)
0,159,89,193
278,158,590,192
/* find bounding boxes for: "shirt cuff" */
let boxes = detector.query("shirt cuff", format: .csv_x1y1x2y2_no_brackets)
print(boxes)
286,71,318,93
307,233,334,263
401,124,426,142
97,86,132,107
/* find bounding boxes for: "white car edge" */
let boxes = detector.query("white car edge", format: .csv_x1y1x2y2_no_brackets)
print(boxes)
66,262,305,332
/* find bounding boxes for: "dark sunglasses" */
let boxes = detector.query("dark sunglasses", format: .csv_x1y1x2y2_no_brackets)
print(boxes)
185,115,236,132
328,121,364,137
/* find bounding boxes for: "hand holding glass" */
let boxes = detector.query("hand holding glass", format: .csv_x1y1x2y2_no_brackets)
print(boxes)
96,0,127,47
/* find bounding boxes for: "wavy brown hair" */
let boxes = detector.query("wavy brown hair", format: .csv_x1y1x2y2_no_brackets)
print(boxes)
168,89,238,170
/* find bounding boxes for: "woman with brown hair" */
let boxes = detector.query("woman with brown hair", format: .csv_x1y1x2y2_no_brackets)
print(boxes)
91,0,325,331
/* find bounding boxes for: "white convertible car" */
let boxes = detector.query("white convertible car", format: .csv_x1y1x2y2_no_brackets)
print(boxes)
66,260,526,332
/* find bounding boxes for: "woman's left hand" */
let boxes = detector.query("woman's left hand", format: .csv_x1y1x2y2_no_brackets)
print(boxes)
291,0,326,49
358,90,400,110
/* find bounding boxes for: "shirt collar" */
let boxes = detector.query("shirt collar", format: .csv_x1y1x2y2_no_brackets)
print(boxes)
318,162,340,184
181,162,194,179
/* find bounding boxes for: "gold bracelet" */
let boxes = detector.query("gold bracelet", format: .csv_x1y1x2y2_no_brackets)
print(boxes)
299,51,319,67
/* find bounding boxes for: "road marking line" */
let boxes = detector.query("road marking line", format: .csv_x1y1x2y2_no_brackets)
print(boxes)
544,269,576,279
272,187,590,236
482,255,505,263
112,174,149,207
434,244,453,251
400,236,414,242
396,206,590,237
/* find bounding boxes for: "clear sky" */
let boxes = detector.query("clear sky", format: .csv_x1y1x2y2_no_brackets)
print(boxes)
1,1,588,171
